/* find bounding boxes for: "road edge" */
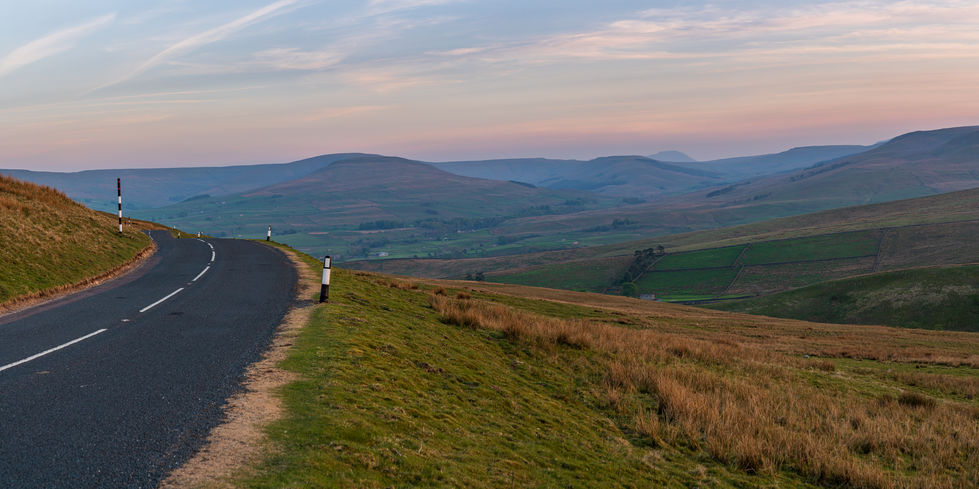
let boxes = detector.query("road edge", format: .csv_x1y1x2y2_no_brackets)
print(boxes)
158,243,318,489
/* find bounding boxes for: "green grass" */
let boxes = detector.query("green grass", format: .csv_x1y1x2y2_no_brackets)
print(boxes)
713,264,979,331
237,263,820,488
739,231,879,265
487,256,631,292
634,268,738,297
654,245,745,270
0,175,152,305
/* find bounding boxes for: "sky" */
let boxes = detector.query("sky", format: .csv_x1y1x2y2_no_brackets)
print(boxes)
0,0,977,170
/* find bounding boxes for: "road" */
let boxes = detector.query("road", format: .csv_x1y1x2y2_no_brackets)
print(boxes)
0,231,296,488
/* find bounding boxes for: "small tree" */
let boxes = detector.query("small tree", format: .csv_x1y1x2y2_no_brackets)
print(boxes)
622,282,638,297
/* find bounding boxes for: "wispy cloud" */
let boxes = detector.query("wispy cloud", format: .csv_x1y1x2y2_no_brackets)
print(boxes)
101,0,302,89
367,0,464,15
305,105,387,121
254,47,343,70
0,14,116,78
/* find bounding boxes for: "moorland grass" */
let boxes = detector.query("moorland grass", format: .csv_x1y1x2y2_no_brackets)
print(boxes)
235,250,979,489
0,174,151,308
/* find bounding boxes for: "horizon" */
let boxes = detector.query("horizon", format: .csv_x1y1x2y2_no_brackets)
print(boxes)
2,1,978,171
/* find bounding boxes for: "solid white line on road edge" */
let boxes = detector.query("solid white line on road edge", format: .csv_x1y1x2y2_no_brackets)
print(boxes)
139,288,184,313
0,329,108,373
192,266,210,282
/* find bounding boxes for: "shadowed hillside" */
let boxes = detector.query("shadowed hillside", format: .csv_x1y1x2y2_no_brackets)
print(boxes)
0,174,152,308
1,153,370,212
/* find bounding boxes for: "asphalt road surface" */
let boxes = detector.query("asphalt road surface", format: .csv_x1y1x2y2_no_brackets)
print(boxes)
0,231,296,488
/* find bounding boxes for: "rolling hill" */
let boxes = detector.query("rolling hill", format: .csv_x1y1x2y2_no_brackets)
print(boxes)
433,144,871,191
0,153,369,212
0,174,152,309
132,155,622,260
347,185,979,318
434,155,725,199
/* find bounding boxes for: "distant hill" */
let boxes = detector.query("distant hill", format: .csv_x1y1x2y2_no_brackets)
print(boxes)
0,174,151,307
434,155,723,199
711,264,979,332
701,145,873,177
649,150,696,162
132,155,621,260
1,153,370,212
434,145,872,198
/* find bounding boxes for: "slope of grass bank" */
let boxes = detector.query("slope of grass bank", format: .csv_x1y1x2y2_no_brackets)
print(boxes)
712,264,979,332
235,252,978,489
0,174,151,308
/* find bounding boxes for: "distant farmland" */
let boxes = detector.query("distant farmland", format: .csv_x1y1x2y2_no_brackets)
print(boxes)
488,220,979,303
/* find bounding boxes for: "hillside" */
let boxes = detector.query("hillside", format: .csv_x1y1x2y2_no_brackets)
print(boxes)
133,155,622,260
232,252,979,488
0,174,152,308
347,185,979,277
434,145,869,190
711,264,979,331
1,153,368,212
701,144,873,177
435,155,724,199
472,127,978,246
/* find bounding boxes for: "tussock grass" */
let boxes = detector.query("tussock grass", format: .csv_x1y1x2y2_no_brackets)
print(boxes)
0,174,151,309
430,294,979,489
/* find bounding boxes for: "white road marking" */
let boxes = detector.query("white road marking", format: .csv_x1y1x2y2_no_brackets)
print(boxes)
139,288,184,313
210,251,215,262
192,266,210,282
0,329,107,373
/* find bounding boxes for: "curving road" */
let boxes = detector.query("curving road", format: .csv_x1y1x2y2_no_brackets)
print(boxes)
0,231,296,488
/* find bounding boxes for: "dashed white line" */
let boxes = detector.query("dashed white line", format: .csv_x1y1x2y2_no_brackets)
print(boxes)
192,266,210,282
210,251,215,262
139,288,184,313
0,329,107,373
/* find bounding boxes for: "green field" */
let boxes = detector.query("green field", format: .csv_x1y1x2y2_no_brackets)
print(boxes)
739,231,879,265
634,268,739,298
486,256,631,292
653,245,745,270
713,264,979,331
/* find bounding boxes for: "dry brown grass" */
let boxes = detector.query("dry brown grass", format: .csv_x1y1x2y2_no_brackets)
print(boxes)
429,293,979,489
424,279,979,368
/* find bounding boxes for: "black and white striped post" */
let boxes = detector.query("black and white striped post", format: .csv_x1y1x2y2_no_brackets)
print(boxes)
319,255,331,303
267,225,271,241
117,178,122,234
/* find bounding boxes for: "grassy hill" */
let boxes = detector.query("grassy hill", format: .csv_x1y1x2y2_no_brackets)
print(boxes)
132,156,623,260
0,174,152,308
233,250,979,488
711,264,979,332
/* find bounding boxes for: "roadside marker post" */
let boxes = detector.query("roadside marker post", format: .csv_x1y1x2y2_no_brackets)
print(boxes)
117,178,122,234
267,225,271,241
320,255,331,303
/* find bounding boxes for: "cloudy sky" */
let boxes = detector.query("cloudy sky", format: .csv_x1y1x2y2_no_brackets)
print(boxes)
1,0,977,170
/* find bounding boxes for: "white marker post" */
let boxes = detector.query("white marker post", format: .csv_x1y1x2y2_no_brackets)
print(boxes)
267,225,271,241
117,178,123,234
319,255,331,303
